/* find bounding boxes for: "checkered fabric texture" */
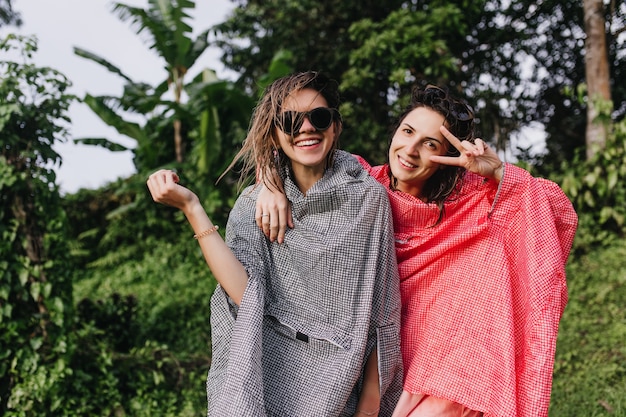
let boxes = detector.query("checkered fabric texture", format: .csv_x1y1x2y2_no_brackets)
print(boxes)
358,157,578,417
206,151,403,417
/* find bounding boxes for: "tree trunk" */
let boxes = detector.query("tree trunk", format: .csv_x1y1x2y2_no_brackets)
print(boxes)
583,0,612,160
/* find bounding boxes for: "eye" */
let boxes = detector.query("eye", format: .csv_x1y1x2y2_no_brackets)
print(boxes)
424,140,438,149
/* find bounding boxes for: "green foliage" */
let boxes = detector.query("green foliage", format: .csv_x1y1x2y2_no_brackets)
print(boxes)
71,2,255,244
558,108,626,252
0,34,75,415
185,68,255,179
3,2,625,415
551,240,626,416
214,0,626,169
66,230,218,416
112,0,208,70
215,0,405,91
214,0,410,163
73,0,213,167
74,233,217,354
1,33,215,417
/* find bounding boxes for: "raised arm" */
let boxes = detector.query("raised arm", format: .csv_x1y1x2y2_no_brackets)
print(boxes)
146,169,248,304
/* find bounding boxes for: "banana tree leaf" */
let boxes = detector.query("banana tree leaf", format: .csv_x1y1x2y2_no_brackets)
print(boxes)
83,94,146,142
73,47,133,83
73,137,130,152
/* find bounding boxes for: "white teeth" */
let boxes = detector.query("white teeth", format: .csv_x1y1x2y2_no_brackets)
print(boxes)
399,156,417,168
296,139,320,147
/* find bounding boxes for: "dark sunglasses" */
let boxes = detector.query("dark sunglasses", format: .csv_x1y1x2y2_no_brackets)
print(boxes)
275,107,338,135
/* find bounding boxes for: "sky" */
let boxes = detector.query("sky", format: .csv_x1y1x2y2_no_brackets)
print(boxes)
2,0,234,193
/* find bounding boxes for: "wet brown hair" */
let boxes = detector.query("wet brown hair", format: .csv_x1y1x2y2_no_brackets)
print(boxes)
221,71,342,191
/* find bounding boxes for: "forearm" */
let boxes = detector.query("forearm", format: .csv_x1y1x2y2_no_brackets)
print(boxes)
183,200,249,305
356,348,380,416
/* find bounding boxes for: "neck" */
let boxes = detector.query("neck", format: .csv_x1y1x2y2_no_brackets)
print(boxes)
291,165,325,195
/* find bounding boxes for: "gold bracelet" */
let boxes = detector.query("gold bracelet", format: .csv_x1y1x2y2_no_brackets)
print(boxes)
356,408,379,416
193,225,219,239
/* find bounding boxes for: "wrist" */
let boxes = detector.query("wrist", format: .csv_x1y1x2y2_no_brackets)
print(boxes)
182,194,202,216
183,197,213,232
492,162,504,183
355,408,379,416
356,391,380,417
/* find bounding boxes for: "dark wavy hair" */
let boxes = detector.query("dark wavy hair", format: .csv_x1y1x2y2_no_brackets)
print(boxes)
388,84,476,224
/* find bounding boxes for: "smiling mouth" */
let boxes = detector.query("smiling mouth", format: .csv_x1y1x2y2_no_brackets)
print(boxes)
295,138,321,147
398,155,417,168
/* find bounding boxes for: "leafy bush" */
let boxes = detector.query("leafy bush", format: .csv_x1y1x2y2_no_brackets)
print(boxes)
558,107,626,254
0,34,76,416
65,229,218,416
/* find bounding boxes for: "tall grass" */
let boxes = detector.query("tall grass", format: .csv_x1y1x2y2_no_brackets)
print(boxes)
550,240,626,416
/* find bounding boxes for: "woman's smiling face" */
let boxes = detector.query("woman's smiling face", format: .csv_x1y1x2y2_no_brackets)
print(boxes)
388,106,450,198
275,88,337,183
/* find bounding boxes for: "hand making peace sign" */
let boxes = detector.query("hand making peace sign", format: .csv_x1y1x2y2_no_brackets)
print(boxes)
430,126,504,183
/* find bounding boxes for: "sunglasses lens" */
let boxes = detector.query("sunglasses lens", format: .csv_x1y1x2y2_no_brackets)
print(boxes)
277,108,335,134
277,111,300,135
309,108,333,131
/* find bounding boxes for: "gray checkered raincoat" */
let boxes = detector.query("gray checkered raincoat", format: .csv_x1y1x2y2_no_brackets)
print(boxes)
206,151,403,417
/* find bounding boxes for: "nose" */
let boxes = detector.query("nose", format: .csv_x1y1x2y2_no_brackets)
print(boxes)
298,115,316,133
405,138,422,156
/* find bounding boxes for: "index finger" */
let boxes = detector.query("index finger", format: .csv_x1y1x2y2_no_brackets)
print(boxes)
439,125,463,152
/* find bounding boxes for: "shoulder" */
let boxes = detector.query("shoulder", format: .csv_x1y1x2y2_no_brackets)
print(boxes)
350,153,388,182
230,185,260,215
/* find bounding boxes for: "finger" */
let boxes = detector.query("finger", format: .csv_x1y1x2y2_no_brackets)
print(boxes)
439,125,464,153
429,154,463,167
163,170,180,185
149,169,178,187
147,170,181,204
267,201,283,242
473,139,488,155
287,210,294,229
261,214,271,238
275,202,292,244
457,140,483,159
255,200,266,232
146,170,168,200
269,213,280,242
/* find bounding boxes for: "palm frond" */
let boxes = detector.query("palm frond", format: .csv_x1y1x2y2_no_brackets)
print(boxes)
73,47,133,83
112,1,196,67
83,94,146,141
72,137,130,152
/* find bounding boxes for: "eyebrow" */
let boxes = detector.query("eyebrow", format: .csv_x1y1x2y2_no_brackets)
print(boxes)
401,122,444,144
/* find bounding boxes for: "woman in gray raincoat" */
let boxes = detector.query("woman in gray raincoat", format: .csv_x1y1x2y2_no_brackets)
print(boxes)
147,71,403,417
